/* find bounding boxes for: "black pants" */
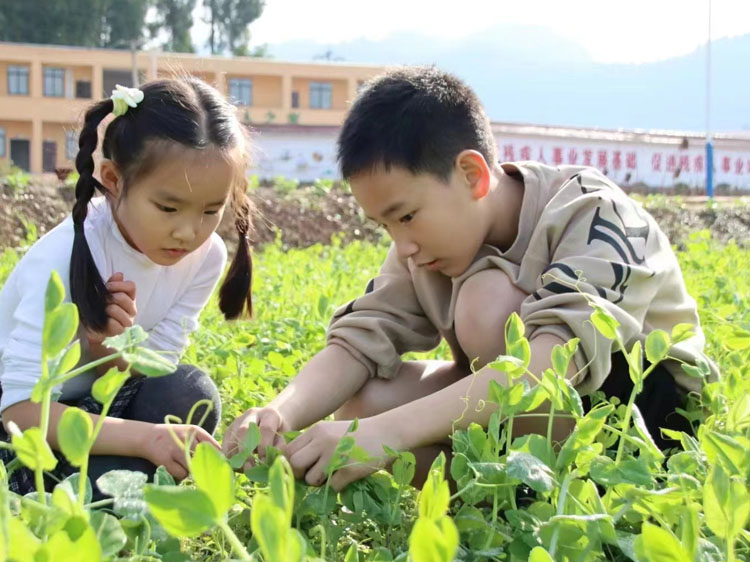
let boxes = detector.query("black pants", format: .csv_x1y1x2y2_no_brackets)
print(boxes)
84,365,221,486
0,365,221,496
582,353,693,451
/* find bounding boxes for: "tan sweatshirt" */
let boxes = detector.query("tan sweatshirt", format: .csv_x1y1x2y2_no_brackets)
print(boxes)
327,161,718,395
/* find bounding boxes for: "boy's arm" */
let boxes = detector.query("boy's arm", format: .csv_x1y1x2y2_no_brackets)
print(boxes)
284,332,575,490
268,344,370,431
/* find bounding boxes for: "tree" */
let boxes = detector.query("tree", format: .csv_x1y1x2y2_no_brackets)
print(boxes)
152,0,196,53
102,0,150,49
0,0,103,47
203,0,264,56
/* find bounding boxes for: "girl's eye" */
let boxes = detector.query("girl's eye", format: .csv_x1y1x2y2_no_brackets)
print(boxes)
399,212,416,224
155,203,177,213
204,210,220,216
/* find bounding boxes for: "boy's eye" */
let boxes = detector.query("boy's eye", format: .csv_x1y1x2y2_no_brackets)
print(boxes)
155,203,177,213
399,212,416,224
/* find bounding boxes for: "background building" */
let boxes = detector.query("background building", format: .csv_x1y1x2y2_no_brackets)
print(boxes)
0,42,381,175
2,42,750,192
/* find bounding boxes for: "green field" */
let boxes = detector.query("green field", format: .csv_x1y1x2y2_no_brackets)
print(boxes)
3,226,750,561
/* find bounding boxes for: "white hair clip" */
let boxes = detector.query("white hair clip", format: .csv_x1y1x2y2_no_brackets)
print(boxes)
111,84,144,117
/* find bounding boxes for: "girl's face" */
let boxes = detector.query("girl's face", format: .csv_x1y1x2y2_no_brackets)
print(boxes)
101,147,235,265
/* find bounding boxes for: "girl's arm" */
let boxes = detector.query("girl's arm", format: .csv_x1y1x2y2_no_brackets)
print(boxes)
4,399,148,456
3,398,220,478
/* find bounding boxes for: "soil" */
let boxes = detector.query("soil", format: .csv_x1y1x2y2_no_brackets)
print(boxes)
1,179,749,253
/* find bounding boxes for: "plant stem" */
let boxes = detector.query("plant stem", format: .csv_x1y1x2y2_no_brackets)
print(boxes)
78,387,118,507
549,469,577,558
218,520,251,561
547,404,556,445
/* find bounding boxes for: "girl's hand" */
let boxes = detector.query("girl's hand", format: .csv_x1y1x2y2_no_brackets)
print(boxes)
142,423,221,480
283,418,396,491
86,272,137,346
222,406,289,470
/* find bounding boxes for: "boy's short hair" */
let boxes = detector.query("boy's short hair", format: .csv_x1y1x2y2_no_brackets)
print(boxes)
337,66,497,182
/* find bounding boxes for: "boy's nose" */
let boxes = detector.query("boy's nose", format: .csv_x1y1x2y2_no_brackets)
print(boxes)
394,236,419,260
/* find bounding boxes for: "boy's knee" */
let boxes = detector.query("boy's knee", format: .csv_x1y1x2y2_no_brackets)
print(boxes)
454,269,527,368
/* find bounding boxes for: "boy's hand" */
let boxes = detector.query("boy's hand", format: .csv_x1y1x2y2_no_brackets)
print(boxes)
142,423,221,480
86,272,137,346
222,406,289,470
283,418,395,491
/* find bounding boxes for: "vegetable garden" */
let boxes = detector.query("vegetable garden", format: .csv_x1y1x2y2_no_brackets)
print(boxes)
2,195,750,561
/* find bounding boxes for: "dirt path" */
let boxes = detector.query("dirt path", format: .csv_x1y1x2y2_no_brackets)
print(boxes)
2,180,749,253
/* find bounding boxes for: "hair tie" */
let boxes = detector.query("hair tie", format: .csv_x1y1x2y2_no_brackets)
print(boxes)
110,84,144,117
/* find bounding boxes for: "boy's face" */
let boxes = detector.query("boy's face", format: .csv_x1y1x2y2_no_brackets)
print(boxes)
350,163,490,278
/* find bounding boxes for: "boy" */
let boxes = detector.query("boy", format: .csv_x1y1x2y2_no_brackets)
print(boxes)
223,66,716,490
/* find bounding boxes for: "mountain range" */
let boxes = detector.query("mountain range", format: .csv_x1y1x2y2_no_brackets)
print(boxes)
263,25,750,133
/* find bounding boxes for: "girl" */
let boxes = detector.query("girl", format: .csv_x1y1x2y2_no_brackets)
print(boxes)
0,77,254,495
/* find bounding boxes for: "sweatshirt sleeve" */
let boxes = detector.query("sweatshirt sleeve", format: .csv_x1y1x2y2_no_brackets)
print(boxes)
0,228,74,413
326,244,441,379
142,235,227,361
519,176,668,393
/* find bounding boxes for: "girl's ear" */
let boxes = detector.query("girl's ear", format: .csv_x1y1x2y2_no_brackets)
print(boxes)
457,150,491,200
99,159,123,199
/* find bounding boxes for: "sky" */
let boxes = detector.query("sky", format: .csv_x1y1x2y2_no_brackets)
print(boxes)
192,0,750,64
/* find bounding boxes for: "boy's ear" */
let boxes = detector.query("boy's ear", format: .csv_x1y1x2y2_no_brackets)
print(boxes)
99,159,123,199
457,150,491,200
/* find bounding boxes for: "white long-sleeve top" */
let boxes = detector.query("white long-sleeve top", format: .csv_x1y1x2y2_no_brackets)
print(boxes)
0,197,227,414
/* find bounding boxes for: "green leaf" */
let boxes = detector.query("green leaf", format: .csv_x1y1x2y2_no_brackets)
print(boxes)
505,313,525,345
122,347,176,377
92,367,130,405
51,341,81,378
8,517,41,561
191,442,234,519
628,340,643,389
345,544,361,562
90,511,128,559
228,421,261,470
590,305,619,340
44,270,65,314
551,344,571,378
96,470,149,520
419,453,450,521
635,522,690,562
57,407,93,467
409,517,459,562
42,303,79,358
725,328,750,350
102,325,149,351
268,455,295,524
392,450,416,488
37,520,101,562
488,355,526,378
529,546,555,562
144,485,217,537
645,329,670,364
11,427,57,472
506,451,556,493
703,464,750,540
670,323,695,344
251,494,290,562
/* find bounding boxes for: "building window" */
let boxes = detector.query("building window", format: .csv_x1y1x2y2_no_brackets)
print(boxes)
43,67,65,97
75,80,92,99
8,66,29,95
291,91,299,108
309,81,332,109
0,128,5,157
65,131,78,160
229,78,252,106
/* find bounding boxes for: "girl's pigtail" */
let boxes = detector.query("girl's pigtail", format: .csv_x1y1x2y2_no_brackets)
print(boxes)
70,100,113,331
218,195,253,319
